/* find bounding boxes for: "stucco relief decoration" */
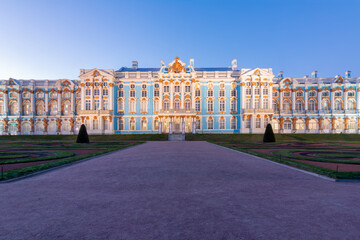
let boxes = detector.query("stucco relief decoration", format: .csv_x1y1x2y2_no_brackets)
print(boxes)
70,118,75,132
30,118,35,132
56,118,62,132
43,119,49,132
168,57,186,73
16,118,21,132
3,119,9,132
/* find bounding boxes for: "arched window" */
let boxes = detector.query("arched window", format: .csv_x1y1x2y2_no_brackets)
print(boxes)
308,100,316,112
246,99,251,109
22,122,31,134
296,119,305,130
154,119,159,130
219,100,225,112
36,100,45,116
309,119,317,130
48,121,57,133
335,100,343,111
35,122,44,133
62,122,71,132
284,120,292,130
163,100,169,111
185,99,191,111
129,100,136,113
230,118,236,129
174,99,180,111
118,118,124,130
154,100,159,112
195,100,200,112
272,120,279,130
140,101,148,113
141,119,147,130
62,100,71,115
104,119,109,130
49,100,58,116
283,100,291,113
130,119,136,130
219,118,225,129
322,99,330,111
93,119,98,130
347,100,355,110
207,89,213,97
207,118,214,129
9,101,18,115
295,100,303,112
22,100,31,115
207,100,214,112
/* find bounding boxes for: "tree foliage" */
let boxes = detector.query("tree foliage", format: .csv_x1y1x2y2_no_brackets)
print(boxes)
76,124,89,143
263,123,276,142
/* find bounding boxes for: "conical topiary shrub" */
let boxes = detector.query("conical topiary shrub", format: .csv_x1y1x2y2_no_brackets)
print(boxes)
76,124,90,143
263,123,276,142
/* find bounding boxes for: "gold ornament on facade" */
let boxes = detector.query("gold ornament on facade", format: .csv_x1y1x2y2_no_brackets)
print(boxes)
168,57,186,73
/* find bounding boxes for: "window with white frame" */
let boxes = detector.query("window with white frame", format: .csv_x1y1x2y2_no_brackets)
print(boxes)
94,89,100,95
309,91,316,97
163,100,169,111
130,90,136,98
93,119,98,130
219,118,225,129
231,89,236,97
231,100,236,112
164,85,169,93
308,100,316,111
296,91,303,97
94,99,100,110
348,91,355,97
231,118,236,129
86,100,91,110
256,118,261,128
254,99,260,109
219,100,225,112
86,89,91,95
246,88,251,95
207,118,214,129
245,117,251,128
263,88,268,95
255,89,260,95
196,119,201,129
104,119,109,130
322,91,330,96
273,91,278,97
219,90,225,97
283,91,290,97
118,90,124,97
103,89,108,95
129,100,136,113
195,100,201,112
263,99,269,109
284,120,292,130
175,86,180,93
141,90,147,98
207,100,214,112
130,119,136,130
154,100,159,112
103,100,108,110
154,90,159,97
195,89,200,97
207,90,213,97
118,100,124,112
185,99,191,110
335,91,342,97
174,99,180,110
185,86,191,93
140,101,148,113
246,99,251,109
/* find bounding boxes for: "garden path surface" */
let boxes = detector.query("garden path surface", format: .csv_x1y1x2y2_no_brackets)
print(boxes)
1,141,360,240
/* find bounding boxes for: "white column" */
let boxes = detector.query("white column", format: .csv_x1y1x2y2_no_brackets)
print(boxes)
169,117,173,134
81,85,85,110
344,91,348,110
269,84,273,111
279,91,283,112
291,89,295,112
71,89,75,114
331,89,335,111
260,83,263,109
158,121,162,134
251,83,255,109
192,120,196,133
31,89,35,115
159,82,163,111
90,87,94,110
191,81,195,109
240,83,245,111
18,89,22,115
45,90,49,115
318,90,322,112
99,86,103,110
109,84,114,110
357,88,360,112
100,116,104,132
57,91,61,115
4,90,8,114
305,89,308,111
181,117,185,134
170,82,174,109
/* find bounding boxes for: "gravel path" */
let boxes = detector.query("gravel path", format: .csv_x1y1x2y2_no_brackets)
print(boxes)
1,141,360,240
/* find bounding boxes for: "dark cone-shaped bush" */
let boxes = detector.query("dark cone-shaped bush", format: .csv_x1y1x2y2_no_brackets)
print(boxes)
76,124,90,143
263,123,276,143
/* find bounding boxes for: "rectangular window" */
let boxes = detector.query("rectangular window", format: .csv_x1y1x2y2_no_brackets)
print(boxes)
245,118,251,128
130,91,136,98
263,99,269,109
154,100,159,112
196,119,201,129
195,89,200,97
86,89,91,96
246,89,251,95
118,90,124,98
207,100,213,112
93,119,98,130
94,89,100,95
255,89,260,95
129,101,136,113
141,101,148,113
231,118,236,129
94,100,100,110
86,100,91,110
284,91,290,97
231,90,236,97
154,90,159,97
207,90,213,97
246,99,251,109
263,88,268,95
175,86,180,92
219,100,225,112
185,86,191,92
219,90,225,97
254,99,260,109
219,119,225,129
164,86,169,93
103,89,108,95
231,100,236,112
104,120,109,130
118,100,124,112
142,90,147,98
256,118,261,128
195,100,201,112
103,100,108,110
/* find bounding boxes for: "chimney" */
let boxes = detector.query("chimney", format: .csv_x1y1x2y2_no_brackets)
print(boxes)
277,71,284,79
311,70,318,78
304,75,309,78
345,70,351,78
132,61,138,70
231,59,237,70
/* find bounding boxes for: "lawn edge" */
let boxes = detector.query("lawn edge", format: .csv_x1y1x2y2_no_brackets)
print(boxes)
0,142,144,183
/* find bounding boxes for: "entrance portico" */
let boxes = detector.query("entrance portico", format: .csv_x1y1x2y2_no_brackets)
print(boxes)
158,109,196,134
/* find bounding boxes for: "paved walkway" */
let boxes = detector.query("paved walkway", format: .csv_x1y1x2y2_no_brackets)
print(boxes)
1,141,360,240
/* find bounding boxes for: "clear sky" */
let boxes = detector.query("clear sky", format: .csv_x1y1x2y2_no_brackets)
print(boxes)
0,0,359,80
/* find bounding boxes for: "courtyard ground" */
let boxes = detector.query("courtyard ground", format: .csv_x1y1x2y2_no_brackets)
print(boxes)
1,141,360,240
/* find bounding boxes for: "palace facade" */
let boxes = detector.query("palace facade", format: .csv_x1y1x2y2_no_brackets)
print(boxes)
0,57,359,135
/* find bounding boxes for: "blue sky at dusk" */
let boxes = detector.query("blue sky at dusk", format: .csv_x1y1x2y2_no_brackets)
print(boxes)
0,0,359,79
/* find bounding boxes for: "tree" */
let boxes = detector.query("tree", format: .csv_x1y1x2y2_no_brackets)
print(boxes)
263,123,276,142
76,124,89,143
